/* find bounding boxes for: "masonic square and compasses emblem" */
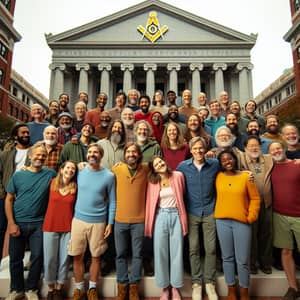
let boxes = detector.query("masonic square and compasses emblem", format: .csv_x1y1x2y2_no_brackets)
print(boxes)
137,11,169,43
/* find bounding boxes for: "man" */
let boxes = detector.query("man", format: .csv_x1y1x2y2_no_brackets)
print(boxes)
27,103,50,144
218,91,230,116
134,120,162,163
85,92,108,127
246,120,271,154
45,100,60,126
5,143,56,300
229,100,248,134
57,112,77,144
108,92,127,121
126,89,140,112
225,113,246,151
163,105,186,134
94,111,111,139
166,90,177,106
178,89,198,118
121,108,135,143
239,135,273,274
69,143,116,300
197,92,207,107
59,123,97,165
177,137,219,300
42,125,64,171
98,120,126,169
244,100,265,133
281,124,300,159
134,95,153,123
205,100,225,138
58,93,70,113
0,124,31,269
269,141,300,300
112,142,148,300
262,115,283,142
73,101,87,132
78,92,89,106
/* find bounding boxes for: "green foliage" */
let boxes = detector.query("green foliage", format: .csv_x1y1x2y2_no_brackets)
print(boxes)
0,113,16,149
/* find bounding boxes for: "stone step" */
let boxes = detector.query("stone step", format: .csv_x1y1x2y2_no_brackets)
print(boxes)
1,253,299,298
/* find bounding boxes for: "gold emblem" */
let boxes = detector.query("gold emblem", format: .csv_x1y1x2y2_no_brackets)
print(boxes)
137,11,168,43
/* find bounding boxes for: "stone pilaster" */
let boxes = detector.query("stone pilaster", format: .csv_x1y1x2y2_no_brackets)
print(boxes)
236,62,253,106
144,64,157,100
121,64,134,94
190,63,204,106
167,63,181,96
76,63,90,95
98,64,112,102
49,63,66,100
212,63,227,97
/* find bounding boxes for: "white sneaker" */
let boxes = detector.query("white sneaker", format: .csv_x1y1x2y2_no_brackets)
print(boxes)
5,291,25,300
192,283,202,300
25,290,39,300
205,283,218,300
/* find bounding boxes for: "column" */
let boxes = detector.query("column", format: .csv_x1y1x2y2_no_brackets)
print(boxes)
190,63,204,106
98,64,112,101
49,63,66,100
167,63,181,96
144,63,157,100
76,63,90,95
212,63,227,97
236,62,253,106
121,63,134,94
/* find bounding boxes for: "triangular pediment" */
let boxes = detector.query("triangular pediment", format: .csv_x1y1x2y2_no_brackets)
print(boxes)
46,0,256,47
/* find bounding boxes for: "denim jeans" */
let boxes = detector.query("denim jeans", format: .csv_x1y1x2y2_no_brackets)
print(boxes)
154,208,184,288
0,198,7,267
114,222,144,284
43,232,71,285
216,219,251,288
188,213,216,284
9,222,43,292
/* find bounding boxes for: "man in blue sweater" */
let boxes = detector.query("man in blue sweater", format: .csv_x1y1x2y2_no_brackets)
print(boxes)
68,143,116,300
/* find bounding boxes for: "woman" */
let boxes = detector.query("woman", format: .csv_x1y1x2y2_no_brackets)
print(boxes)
45,100,60,126
214,150,260,300
161,122,189,170
42,161,78,300
145,156,188,300
151,90,169,116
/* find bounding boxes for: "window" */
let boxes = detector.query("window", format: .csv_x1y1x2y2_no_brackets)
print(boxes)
0,0,11,10
0,69,3,84
22,94,26,102
8,103,13,116
15,107,19,118
295,0,300,11
291,83,296,93
0,41,8,60
286,86,291,96
12,86,17,96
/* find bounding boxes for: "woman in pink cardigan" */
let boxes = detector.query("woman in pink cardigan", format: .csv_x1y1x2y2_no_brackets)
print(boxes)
145,156,188,300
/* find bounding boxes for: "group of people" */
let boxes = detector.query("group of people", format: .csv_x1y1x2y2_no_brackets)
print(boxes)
0,88,300,300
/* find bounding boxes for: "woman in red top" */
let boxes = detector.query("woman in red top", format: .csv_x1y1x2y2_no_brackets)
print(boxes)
43,161,77,300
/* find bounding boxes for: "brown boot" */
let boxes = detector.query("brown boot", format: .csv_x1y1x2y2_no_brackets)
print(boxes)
116,284,128,300
240,287,249,300
227,285,237,300
129,284,140,300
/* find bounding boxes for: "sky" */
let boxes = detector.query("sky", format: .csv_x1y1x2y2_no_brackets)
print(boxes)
12,0,293,99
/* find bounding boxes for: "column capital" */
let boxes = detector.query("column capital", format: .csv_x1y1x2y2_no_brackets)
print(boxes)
75,63,90,71
121,63,134,71
143,63,157,71
98,63,112,71
236,62,254,71
212,63,227,71
189,63,204,71
167,63,181,71
49,63,66,71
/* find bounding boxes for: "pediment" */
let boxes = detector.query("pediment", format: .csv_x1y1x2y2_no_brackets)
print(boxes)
46,0,256,47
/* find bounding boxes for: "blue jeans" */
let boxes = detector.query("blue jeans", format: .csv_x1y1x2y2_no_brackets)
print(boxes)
114,222,144,284
154,208,184,288
216,219,251,288
9,222,43,292
43,232,71,285
0,198,7,266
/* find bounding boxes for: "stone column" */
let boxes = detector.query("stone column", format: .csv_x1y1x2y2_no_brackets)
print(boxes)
144,64,157,100
190,63,204,106
121,64,134,94
76,63,90,95
212,63,227,97
98,64,112,101
236,62,254,106
167,64,181,96
49,63,66,100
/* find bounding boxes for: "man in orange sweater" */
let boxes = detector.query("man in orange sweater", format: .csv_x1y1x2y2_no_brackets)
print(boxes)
111,142,148,300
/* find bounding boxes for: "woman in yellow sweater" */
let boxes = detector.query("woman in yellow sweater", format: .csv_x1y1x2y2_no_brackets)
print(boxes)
214,150,260,300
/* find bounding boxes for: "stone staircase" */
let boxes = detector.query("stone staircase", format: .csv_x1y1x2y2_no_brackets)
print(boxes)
0,253,299,298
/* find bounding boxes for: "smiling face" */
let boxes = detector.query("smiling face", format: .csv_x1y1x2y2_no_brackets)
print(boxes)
166,123,178,141
124,144,141,167
30,146,47,169
245,138,261,159
190,140,206,164
60,161,77,182
188,115,200,132
282,125,299,146
87,145,102,166
268,142,286,162
43,126,57,145
219,152,236,172
182,90,192,106
152,157,167,174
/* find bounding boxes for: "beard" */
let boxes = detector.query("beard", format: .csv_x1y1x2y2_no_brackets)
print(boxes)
100,121,109,128
272,153,285,162
247,129,259,136
128,98,137,106
125,156,138,167
141,107,149,114
285,138,298,146
228,124,239,135
267,126,279,135
110,132,122,145
216,136,236,148
122,118,134,126
44,138,56,146
31,159,44,168
88,156,100,166
245,149,261,159
60,124,71,130
17,136,30,146
137,135,147,143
